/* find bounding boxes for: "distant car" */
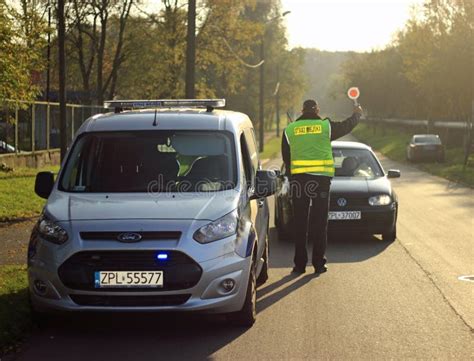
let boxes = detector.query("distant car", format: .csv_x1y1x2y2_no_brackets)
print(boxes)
0,140,16,154
406,134,445,162
275,141,400,242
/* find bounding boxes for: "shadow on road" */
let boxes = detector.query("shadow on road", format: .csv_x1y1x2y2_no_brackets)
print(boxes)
20,312,246,361
17,227,392,361
268,227,392,268
257,273,316,313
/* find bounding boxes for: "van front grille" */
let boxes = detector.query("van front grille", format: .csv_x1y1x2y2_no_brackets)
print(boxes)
58,251,202,292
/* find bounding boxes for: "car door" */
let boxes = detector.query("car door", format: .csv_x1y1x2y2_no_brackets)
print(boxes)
240,130,268,260
245,129,268,250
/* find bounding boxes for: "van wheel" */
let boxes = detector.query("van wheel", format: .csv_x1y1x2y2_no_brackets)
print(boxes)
227,262,257,327
256,236,269,287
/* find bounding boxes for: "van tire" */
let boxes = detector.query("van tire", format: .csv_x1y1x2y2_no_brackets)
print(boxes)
227,262,257,327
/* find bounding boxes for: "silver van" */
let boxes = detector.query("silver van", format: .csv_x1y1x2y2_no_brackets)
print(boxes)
29,99,276,326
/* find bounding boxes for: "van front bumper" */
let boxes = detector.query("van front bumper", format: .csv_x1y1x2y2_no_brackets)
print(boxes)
29,250,251,314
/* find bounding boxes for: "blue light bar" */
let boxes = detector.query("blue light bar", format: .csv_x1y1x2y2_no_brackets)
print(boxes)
157,253,168,260
104,99,226,109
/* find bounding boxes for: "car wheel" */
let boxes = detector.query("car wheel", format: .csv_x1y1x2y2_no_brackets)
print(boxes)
277,221,291,241
274,200,281,228
227,261,257,327
256,235,269,287
382,225,397,243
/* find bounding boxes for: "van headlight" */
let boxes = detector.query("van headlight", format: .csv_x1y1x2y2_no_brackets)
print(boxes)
193,210,238,244
368,194,392,206
37,214,69,244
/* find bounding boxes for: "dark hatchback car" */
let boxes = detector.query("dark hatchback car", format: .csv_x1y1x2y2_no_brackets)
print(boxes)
275,141,400,242
406,134,445,162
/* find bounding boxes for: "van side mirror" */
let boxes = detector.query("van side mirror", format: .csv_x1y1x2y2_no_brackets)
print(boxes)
35,172,55,199
253,170,277,198
387,169,401,179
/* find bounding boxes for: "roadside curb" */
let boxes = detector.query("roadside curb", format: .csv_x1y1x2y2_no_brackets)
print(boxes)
0,216,38,228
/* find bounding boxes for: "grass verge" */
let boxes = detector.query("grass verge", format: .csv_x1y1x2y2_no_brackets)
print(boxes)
0,166,59,222
260,136,281,160
353,123,474,187
0,265,31,356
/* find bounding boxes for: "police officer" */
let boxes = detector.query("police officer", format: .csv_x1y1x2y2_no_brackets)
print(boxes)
281,99,362,274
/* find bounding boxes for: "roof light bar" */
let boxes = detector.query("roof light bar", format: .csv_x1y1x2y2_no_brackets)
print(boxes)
104,99,226,109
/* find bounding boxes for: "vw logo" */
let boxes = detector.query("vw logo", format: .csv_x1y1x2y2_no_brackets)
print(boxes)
117,232,142,242
337,198,347,207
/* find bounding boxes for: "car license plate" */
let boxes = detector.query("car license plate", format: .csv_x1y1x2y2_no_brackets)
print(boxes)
328,211,361,220
94,271,164,288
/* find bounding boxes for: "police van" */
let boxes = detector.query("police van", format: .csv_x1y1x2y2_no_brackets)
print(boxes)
29,99,276,326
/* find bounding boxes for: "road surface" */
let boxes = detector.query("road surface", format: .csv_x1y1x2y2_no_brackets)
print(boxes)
12,139,473,360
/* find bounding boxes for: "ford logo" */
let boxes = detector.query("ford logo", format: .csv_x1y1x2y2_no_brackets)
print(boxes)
117,232,142,242
337,198,347,207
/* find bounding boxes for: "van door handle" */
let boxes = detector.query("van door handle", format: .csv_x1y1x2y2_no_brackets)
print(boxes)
257,199,265,208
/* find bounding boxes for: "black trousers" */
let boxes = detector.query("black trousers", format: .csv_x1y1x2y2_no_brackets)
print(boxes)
290,174,331,270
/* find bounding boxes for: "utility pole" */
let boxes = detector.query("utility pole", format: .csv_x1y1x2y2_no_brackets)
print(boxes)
185,0,196,99
259,40,265,152
57,0,67,160
46,0,51,102
275,64,280,137
258,11,290,152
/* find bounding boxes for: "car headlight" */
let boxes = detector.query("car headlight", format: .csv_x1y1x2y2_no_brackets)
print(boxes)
368,194,392,206
37,214,69,244
193,210,238,244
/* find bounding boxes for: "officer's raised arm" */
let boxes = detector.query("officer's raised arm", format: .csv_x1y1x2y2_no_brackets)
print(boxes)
329,105,363,141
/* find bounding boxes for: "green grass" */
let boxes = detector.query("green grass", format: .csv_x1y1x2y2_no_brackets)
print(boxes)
0,166,59,222
260,136,281,160
0,265,31,356
353,123,474,187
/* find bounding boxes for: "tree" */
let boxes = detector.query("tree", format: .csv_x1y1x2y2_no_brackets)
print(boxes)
0,0,46,102
342,0,473,121
67,0,134,104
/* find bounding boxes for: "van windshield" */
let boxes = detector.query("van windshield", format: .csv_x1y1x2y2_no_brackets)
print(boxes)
59,131,237,192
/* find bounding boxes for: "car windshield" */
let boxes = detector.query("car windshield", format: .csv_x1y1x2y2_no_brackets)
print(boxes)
59,131,236,192
333,148,384,179
414,135,441,144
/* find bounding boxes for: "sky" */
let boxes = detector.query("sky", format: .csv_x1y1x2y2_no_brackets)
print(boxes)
281,0,425,52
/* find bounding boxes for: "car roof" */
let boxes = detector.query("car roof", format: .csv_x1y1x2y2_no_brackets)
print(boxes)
77,108,253,135
331,141,372,150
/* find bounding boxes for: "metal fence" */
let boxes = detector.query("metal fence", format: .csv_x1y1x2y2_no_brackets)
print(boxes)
362,117,472,130
0,100,107,153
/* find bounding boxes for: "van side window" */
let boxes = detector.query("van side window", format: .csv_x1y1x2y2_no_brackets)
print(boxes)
244,128,259,172
240,133,253,190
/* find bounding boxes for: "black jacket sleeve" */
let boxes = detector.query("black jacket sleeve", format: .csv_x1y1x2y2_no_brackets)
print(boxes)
329,113,361,140
281,129,290,172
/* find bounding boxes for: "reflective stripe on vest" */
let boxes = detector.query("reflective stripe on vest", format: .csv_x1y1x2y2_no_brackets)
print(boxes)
285,118,335,177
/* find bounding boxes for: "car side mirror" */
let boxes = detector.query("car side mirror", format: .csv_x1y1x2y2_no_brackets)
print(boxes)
35,172,55,199
253,170,277,198
387,169,401,179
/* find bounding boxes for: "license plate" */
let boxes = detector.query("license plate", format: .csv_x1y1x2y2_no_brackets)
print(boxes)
328,211,361,220
94,271,164,288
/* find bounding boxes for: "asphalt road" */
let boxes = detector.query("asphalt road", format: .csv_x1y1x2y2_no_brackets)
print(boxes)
12,140,474,360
